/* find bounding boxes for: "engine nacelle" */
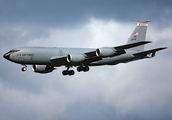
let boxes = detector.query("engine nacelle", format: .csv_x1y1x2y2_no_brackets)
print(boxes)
96,47,116,57
32,65,55,73
67,54,85,63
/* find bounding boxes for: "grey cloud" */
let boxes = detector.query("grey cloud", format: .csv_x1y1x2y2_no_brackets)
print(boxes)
0,24,51,49
1,0,172,27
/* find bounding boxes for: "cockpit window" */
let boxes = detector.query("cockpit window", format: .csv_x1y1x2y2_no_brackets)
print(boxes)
9,50,20,53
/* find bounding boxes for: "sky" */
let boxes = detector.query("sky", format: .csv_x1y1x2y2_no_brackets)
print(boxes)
0,0,172,120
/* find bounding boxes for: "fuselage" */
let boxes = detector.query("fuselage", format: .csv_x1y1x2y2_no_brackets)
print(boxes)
4,47,135,66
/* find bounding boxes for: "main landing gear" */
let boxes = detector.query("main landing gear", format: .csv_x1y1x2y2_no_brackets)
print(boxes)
62,66,90,76
77,66,89,72
62,69,75,76
21,64,27,72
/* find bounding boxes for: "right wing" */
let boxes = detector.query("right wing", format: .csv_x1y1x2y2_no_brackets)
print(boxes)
114,41,151,51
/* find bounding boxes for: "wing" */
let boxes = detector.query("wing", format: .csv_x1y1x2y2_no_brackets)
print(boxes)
114,41,151,51
50,53,102,65
50,41,152,65
133,47,167,58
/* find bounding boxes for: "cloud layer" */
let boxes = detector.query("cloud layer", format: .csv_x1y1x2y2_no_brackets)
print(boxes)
1,0,172,27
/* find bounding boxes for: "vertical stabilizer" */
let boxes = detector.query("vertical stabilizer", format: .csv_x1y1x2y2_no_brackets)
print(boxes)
127,21,150,52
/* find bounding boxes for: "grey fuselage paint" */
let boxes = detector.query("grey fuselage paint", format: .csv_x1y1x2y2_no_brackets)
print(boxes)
8,47,136,66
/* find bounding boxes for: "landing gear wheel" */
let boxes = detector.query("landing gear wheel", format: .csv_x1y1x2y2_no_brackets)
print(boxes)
77,66,83,72
21,67,27,72
69,70,75,76
62,70,69,76
83,66,89,72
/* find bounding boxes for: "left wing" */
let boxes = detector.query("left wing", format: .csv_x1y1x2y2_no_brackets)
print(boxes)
133,47,167,58
50,41,152,64
50,53,102,65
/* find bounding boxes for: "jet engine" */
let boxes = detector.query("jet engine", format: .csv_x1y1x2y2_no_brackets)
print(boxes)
67,54,85,63
32,65,55,73
96,47,116,57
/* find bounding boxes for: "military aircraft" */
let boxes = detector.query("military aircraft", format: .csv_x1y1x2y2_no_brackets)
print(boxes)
3,21,167,76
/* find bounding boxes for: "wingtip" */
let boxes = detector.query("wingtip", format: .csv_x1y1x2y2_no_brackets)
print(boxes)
145,41,152,43
139,41,152,43
158,47,168,51
162,47,168,49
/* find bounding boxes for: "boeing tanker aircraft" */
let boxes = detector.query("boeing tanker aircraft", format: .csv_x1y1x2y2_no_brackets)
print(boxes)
3,21,167,76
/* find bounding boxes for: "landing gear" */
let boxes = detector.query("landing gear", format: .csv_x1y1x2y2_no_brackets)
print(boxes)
77,66,89,72
62,70,75,76
21,64,27,72
21,67,27,71
62,66,89,76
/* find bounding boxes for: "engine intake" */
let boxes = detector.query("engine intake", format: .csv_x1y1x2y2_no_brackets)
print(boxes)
32,65,55,73
67,54,85,63
96,47,116,57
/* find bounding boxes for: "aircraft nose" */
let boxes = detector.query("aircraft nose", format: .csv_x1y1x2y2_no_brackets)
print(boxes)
3,53,10,60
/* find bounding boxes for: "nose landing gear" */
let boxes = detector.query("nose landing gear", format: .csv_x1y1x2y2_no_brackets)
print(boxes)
21,64,27,72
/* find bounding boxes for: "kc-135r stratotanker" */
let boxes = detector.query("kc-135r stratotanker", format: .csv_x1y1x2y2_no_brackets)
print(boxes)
3,21,167,76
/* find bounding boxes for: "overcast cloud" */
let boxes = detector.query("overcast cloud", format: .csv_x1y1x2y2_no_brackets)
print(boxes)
0,0,172,120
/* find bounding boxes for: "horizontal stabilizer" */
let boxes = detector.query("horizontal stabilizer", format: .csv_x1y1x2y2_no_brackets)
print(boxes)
115,41,151,51
133,47,167,57
131,20,151,23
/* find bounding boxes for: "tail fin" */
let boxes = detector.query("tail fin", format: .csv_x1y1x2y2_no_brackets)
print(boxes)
126,21,151,52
